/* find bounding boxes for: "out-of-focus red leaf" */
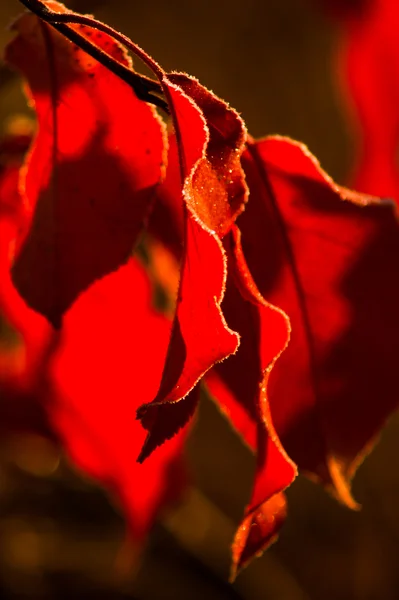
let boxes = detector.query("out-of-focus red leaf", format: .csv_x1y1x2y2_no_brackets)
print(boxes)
136,71,248,460
335,0,399,199
5,2,166,328
225,136,399,507
0,134,52,435
50,258,189,539
0,129,187,537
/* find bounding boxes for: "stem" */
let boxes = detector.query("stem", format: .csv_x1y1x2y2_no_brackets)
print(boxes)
17,0,167,112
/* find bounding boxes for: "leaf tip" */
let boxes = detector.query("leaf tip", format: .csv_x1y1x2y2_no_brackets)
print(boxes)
230,492,287,580
327,455,361,511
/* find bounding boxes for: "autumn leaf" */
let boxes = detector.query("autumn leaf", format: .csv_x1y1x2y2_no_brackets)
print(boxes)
49,257,190,541
146,135,297,574
146,134,184,262
210,135,399,518
134,70,248,460
220,227,296,579
334,0,399,199
0,132,53,435
5,2,166,328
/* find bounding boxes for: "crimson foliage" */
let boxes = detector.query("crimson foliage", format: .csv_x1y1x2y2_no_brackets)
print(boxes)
1,0,399,578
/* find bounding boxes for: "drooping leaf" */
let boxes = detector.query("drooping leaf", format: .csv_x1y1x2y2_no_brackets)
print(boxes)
146,134,184,262
0,133,52,435
146,125,298,574
166,74,248,238
211,135,399,513
48,257,190,540
218,227,296,579
5,2,166,328
0,126,187,538
151,151,296,573
136,72,248,460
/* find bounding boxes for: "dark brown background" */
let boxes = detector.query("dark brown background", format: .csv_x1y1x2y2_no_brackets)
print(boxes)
1,1,399,599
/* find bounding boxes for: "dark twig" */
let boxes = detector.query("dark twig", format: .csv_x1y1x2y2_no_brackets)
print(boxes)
17,0,167,111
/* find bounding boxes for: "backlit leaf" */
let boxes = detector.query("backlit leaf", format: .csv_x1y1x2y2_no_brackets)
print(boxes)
5,3,166,327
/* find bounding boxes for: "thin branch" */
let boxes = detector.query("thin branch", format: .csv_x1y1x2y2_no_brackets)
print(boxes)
17,0,167,111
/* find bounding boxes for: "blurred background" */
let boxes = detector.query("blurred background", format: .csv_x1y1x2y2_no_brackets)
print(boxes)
1,0,399,598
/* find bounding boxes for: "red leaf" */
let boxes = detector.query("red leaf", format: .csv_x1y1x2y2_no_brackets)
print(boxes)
206,134,399,573
238,136,399,503
48,258,189,539
136,72,247,459
147,134,184,261
216,227,296,579
336,0,399,198
232,492,287,578
0,133,52,435
166,74,248,238
5,4,166,327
